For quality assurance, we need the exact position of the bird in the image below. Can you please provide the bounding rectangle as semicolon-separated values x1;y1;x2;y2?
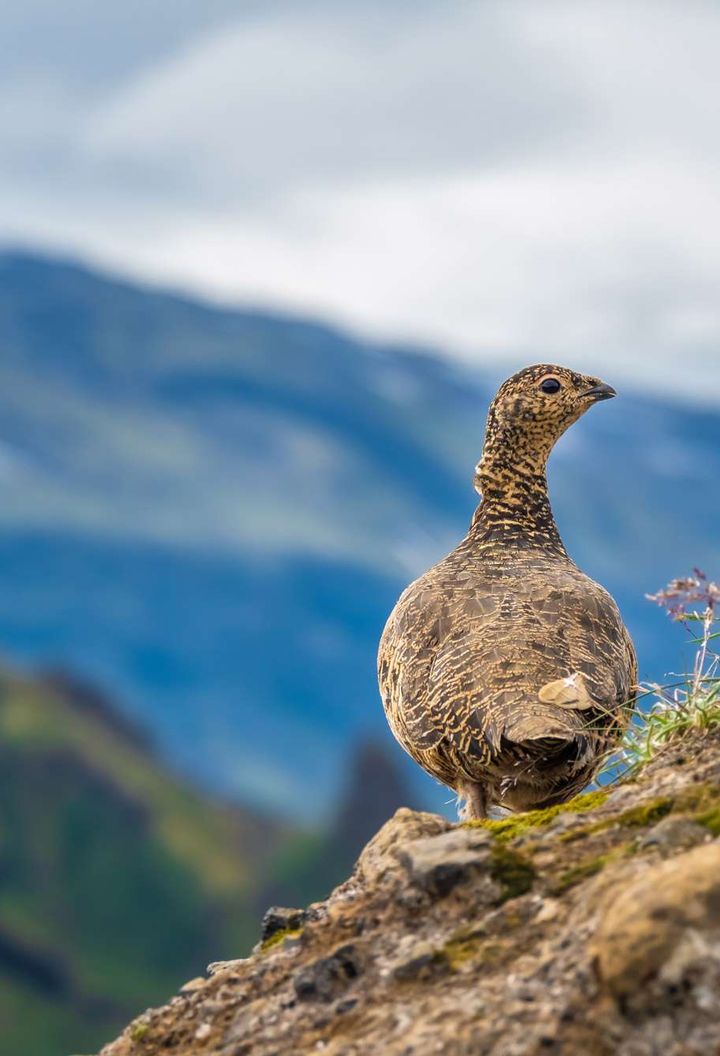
377;364;637;819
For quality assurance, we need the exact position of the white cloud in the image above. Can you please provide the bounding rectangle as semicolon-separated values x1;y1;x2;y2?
80;3;583;199
0;0;719;398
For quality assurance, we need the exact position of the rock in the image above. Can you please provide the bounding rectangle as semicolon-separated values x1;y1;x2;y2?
545;812;590;837
207;958;248;976
96;728;720;1056
637;815;708;854
592;842;720;1013
260;906;308;942
398;827;496;899
534;898;561;924
292;944;364;1003
384;936;447;982
355;807;451;883
179;976;207;994
334;997;358;1015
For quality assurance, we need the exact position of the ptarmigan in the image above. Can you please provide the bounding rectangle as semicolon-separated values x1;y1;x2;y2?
378;364;637;818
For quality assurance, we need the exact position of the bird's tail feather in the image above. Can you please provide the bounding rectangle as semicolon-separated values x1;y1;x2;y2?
502;712;589;769
502;712;579;746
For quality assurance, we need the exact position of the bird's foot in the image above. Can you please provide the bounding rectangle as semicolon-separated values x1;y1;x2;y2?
457;781;488;821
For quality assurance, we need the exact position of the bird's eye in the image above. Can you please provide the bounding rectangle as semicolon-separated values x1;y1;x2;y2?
540;378;562;394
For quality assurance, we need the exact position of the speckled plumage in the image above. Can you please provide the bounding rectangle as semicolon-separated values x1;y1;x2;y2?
378;364;637;818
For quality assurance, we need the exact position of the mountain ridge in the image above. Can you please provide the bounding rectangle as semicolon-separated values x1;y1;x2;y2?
0;250;717;816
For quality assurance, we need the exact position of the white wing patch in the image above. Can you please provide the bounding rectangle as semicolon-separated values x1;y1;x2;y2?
538;672;595;711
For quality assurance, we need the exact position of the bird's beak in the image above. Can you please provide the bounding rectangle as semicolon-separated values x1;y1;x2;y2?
583;382;616;401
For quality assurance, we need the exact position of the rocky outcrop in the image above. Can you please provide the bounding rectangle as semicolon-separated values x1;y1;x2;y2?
99;730;720;1056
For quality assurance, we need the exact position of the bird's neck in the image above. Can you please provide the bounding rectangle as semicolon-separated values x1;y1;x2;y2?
470;432;567;555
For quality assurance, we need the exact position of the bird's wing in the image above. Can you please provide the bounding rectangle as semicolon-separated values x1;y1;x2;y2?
619;619;639;709
379;574;513;763
378;581;449;752
424;577;634;754
536;582;637;729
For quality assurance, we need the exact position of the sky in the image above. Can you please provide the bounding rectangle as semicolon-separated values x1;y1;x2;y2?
1;0;719;399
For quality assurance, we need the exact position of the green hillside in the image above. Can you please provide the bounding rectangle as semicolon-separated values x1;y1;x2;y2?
0;667;288;1056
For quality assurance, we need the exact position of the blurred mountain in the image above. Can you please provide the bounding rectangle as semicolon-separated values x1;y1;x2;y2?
0;662;293;1056
0;250;717;817
0;666;414;1055
266;739;421;909
331;740;419;857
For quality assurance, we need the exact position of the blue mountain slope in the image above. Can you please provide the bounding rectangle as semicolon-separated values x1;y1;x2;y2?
0;251;716;818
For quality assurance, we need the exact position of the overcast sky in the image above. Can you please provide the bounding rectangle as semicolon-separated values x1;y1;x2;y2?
1;0;719;399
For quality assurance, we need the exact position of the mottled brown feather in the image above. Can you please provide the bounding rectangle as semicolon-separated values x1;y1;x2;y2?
378;364;637;817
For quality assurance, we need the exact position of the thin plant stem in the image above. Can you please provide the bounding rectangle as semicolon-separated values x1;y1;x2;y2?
598;571;720;785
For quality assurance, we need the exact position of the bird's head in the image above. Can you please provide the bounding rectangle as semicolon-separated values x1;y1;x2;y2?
476;364;616;489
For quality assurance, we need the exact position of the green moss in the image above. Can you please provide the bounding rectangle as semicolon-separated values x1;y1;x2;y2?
464;789;610;843
566;789;613;813
490;845;535;901
442;932;506;970
600;785;718;834
554;784;720;843
129;1022;149;1043
695;807;720;835
682;785;720;835
259;926;303;952
616;797;674;827
440;937;473;970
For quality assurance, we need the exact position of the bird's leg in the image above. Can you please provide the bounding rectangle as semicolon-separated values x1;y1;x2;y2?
458;781;488;821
